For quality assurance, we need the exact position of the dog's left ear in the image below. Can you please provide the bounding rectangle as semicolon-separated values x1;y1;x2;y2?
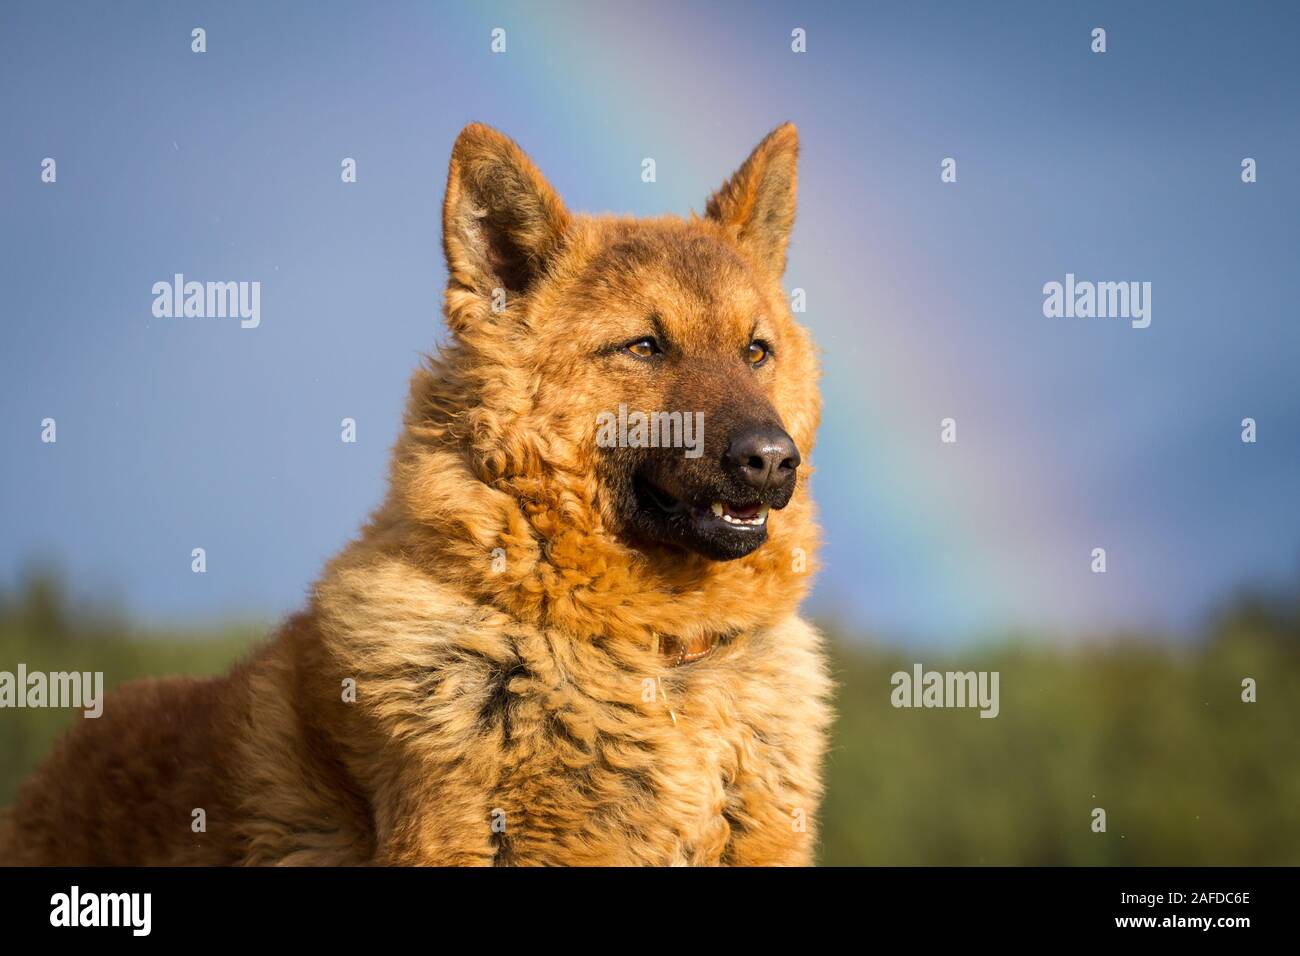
705;123;799;276
443;123;571;300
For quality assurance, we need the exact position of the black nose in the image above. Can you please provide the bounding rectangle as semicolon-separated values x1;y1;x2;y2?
723;425;801;493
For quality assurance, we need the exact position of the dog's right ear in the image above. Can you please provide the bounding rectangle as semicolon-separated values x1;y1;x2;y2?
442;124;570;304
705;123;799;277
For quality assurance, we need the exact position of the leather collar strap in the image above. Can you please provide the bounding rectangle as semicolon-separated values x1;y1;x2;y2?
652;631;721;666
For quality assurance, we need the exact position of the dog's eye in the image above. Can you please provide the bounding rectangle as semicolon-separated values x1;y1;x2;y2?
747;340;771;367
626;337;661;359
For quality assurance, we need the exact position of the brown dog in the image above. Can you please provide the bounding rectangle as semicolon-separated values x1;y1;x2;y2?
1;123;831;865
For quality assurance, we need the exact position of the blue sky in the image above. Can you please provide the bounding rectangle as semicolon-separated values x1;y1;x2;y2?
1;1;1297;644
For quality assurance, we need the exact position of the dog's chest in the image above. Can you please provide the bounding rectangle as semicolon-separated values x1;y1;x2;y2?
474;634;795;866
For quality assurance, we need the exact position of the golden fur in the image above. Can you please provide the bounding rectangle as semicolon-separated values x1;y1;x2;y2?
1;123;832;866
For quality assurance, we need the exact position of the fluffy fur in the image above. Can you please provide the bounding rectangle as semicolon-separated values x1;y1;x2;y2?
1;123;832;866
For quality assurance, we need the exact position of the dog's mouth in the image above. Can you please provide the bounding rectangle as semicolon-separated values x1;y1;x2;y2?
630;473;778;560
641;480;771;527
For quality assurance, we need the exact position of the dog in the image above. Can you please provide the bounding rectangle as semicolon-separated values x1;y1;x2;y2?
0;123;831;865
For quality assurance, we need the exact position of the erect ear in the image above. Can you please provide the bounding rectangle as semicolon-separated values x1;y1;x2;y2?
704;123;799;276
442;123;571;299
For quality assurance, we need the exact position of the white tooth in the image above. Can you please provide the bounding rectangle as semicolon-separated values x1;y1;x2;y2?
758;505;770;517
710;502;724;517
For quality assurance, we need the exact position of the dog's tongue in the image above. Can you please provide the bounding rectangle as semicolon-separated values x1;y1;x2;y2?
724;502;762;519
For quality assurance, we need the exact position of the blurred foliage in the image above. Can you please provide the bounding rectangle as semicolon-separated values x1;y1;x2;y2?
0;570;260;810
820;592;1300;865
1;570;1297;864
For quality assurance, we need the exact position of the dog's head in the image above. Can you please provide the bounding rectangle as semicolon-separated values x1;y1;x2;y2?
436;123;819;569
